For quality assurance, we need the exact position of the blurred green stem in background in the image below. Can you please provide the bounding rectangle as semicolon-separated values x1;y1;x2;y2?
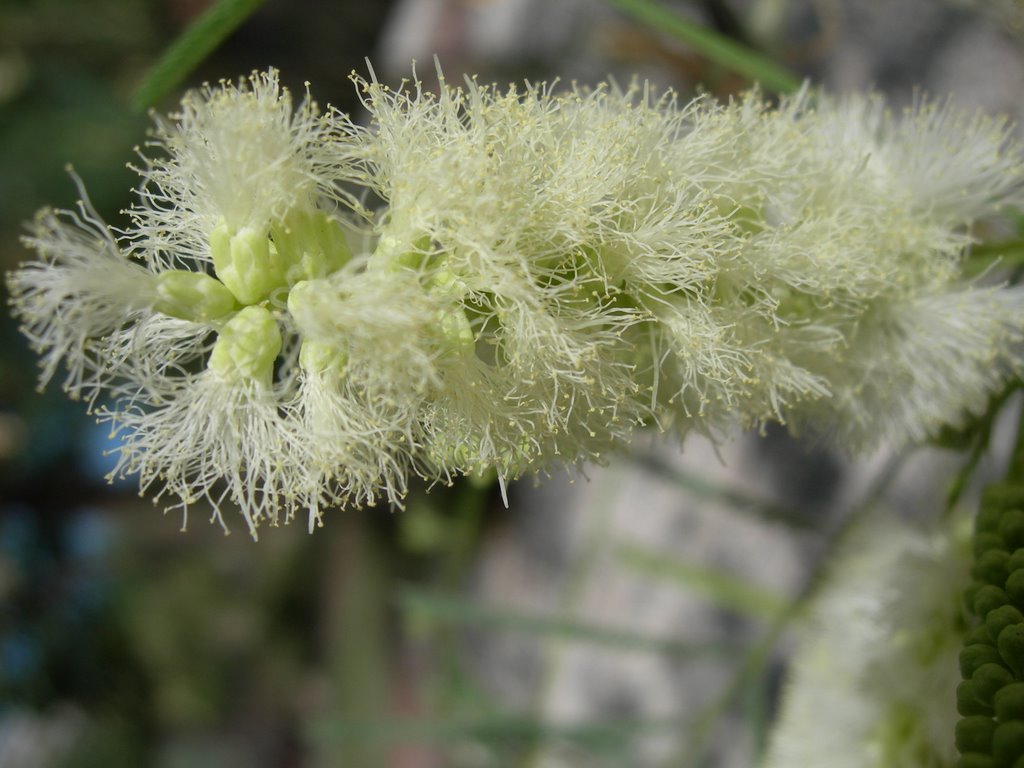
626;451;811;529
397;585;737;657
616;543;790;622
320;512;392;767
434;481;492;711
133;0;266;110
604;0;801;92
133;0;804;113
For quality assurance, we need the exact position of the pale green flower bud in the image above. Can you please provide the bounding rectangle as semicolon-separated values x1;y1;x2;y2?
436;306;474;355
430;268;468;297
370;233;434;271
154;270;238;322
286;278;330;334
429;268;474;355
210;222;287;305
208;305;281;383
298;338;347;375
271;209;352;285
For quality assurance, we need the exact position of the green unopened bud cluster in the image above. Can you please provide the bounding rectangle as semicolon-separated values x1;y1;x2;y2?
205;214;352;382
8;67;1024;535
957;484;1024;768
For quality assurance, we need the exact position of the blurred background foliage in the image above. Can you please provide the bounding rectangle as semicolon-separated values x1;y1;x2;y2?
1;1;1023;767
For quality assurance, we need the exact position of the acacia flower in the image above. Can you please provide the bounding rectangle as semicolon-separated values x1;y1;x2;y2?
8;67;1024;536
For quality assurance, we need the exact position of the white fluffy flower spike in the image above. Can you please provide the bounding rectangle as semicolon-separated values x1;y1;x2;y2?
763;513;972;768
8;66;1024;535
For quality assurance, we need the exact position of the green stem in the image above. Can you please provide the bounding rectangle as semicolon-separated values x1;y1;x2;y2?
434;481;491;710
397;585;735;657
133;0;266;110
603;0;802;93
317;512;391;767
945;384;1022;513
440;482;490;590
626;451;811;529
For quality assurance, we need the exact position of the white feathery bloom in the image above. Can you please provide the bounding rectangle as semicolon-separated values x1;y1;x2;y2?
881;99;1024;226
8;65;1024;534
7;72;363;535
10;189;159;400
810;286;1024;447
129;69;362;271
763;513;972;768
294;360;417;528
287;262;446;396
103;305;303;536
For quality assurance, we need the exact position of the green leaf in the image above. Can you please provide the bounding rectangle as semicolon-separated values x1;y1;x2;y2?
603;0;801;93
615;543;790;621
133;0;266;110
396;585;733;657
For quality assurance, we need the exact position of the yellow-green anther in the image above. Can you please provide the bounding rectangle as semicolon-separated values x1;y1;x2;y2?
208;305;281;384
437;306;474;354
298;339;348;375
210;221;288;305
271;209;352;285
154;270;239;322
